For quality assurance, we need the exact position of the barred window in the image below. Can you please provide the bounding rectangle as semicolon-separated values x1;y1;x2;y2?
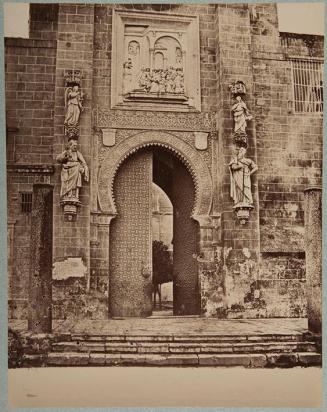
291;59;323;113
21;192;32;213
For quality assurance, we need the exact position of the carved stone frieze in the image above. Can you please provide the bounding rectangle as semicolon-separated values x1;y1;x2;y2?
94;108;216;132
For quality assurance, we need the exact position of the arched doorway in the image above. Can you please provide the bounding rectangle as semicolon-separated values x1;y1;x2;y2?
109;146;200;317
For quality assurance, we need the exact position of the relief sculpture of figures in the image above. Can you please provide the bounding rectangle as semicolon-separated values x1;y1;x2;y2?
56;139;89;203
229;146;258;207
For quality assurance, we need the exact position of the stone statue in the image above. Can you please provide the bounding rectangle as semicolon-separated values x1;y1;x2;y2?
231;95;253;135
64;85;84;129
229;146;258;206
122;59;133;94
56;139;89;201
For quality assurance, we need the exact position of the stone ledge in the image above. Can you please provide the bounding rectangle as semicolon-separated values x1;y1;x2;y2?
47;352;90;366
198;354;251;367
5;38;56;49
298;352;322;366
7;164;55;174
12;351;323;368
266;353;298;367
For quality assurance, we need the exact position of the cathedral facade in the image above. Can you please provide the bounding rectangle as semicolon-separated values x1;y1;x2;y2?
6;3;323;322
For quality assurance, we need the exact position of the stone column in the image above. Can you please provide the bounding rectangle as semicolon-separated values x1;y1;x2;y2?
28;184;53;333
7;218;16;300
304;187;322;334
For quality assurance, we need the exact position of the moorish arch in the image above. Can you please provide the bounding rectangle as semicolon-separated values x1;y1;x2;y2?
97;130;213;223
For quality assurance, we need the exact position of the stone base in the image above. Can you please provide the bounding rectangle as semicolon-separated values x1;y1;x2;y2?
60;198;81;221
233;203;254;224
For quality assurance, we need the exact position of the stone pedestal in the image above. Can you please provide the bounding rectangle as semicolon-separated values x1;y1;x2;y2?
28;184;53;333
304;187;322;334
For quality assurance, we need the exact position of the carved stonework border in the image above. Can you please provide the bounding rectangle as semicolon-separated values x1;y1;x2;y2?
97;130;213;219
94;108;216;132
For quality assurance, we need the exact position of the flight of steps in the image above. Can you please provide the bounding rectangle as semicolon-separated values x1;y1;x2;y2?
41;332;321;367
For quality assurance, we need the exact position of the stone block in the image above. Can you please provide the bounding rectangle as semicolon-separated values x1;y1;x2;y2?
89;353;106;365
22;354;45;367
250;354;267;367
105;344;137;353
198;354;251;367
119;354;146;365
298;352;322;366
138;344;169;354
144;354;170;365
105;354;121;365
199;345;233;354
47;352;90;366
266;353;298;367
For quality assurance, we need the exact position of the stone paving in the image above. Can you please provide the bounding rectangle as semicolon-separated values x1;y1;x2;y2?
10;317;308;336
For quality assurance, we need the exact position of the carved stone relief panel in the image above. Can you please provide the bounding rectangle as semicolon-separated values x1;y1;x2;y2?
111;9;201;111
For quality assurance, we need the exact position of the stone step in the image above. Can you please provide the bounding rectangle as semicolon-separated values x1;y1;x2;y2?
68;333;305;343
52;340;317;354
39;351;321;368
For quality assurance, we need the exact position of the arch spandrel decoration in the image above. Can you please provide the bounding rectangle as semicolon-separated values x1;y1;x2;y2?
97;131;213;222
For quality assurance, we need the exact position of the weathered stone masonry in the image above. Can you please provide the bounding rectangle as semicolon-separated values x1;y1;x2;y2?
6;3;323;320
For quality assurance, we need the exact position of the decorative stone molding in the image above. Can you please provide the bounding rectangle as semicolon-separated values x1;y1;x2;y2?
97;130;213;220
94;108;216;132
7;164;55;174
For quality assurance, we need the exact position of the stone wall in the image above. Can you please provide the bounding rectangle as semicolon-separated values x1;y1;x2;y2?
250;4;323;316
6;35;57;319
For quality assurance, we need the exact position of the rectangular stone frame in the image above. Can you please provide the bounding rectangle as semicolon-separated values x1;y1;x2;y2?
111;9;201;112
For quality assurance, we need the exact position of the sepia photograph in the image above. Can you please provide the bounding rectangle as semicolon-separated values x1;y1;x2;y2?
3;1;324;408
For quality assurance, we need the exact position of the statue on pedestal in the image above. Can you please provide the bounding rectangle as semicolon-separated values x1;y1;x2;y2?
229;146;257;206
56;139;89;220
64;69;84;139
64;85;84;129
231;95;253;135
229;146;258;224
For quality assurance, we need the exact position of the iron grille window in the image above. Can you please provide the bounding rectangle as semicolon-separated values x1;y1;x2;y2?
291;59;324;113
21;192;32;213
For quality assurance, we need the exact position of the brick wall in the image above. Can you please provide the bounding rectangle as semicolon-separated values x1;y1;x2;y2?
6;37;57;319
5;38;56;164
251;4;323;316
29;4;59;41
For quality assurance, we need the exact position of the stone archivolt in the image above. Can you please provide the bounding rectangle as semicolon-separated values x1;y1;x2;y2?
97;130;213;220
